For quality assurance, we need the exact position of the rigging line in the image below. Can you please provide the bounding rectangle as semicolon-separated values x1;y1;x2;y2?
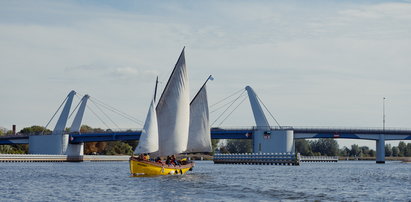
89;99;121;130
86;105;111;129
210;88;245;108
256;95;282;128
217;96;248;127
41;95;69;135
89;97;143;125
211;90;246;126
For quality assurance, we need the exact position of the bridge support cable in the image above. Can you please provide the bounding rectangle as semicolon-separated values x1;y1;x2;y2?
255;94;281;128
210;88;245;108
42;90;77;135
210;89;246;114
85;105;111;129
211;90;247;127
42;94;70;135
87;96;143;126
88;99;121;130
216;96;248;127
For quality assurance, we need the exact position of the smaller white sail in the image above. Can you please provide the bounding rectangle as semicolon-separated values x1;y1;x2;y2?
186;84;212;153
134;99;159;154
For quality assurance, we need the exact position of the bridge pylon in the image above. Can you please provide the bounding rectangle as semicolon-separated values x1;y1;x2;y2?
376;134;385;163
29;91;88;156
245;86;294;153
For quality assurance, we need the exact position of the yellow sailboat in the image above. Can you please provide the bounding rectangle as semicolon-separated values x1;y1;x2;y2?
129;157;194;176
129;48;212;176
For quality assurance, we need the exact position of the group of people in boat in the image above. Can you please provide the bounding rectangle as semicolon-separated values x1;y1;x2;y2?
134;153;188;166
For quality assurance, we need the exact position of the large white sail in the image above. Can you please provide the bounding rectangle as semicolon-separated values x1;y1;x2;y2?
156;49;190;157
186;83;212;153
134;99;159;154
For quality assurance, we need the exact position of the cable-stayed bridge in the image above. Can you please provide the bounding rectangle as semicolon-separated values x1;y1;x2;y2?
1;87;410;163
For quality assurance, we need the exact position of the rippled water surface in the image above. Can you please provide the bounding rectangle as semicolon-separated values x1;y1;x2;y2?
0;161;410;201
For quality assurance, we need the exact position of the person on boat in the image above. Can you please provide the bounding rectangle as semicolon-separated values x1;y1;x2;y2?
155;157;162;163
171;155;179;165
143;153;150;161
166;156;172;166
138;153;144;160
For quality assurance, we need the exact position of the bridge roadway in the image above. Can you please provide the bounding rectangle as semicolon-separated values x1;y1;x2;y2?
1;127;410;145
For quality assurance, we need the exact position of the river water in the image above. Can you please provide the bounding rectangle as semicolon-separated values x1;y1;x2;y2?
0;161;410;201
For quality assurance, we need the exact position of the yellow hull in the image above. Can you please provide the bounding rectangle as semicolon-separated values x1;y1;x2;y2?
129;159;194;176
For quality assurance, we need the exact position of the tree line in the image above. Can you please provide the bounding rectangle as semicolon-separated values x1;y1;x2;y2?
217;139;411;157
0;125;136;155
1;125;411;157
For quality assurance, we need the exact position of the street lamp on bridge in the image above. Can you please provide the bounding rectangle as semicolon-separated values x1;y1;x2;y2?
383;97;386;131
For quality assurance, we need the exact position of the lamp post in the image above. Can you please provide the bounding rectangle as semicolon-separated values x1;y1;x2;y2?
383;97;386;131
377;97;387;163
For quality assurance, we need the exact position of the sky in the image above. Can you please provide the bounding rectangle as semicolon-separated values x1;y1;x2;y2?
1;0;411;148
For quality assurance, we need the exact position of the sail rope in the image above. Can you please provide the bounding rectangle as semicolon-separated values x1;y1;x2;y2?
216;95;248;127
211;90;246;126
256;94;282;128
41;94;70;135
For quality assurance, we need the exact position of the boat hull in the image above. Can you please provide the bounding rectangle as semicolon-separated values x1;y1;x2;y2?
129;159;194;176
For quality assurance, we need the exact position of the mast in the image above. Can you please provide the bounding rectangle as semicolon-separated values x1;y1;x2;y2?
154;76;158;102
190;75;213;105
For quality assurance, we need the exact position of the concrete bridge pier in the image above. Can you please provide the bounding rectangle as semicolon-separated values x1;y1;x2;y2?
253;129;294;153
246;86;295;153
376;134;385;164
29;134;83;156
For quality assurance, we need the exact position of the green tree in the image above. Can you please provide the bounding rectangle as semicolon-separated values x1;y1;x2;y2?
0;127;7;136
310;139;339;156
350;144;360;157
0;145;13;153
392;146;399;157
368;149;376;157
406;143;411;157
385;144;392;157
103;141;133;155
224;139;252;153
295;139;312;156
20;125;51;135
339;146;350;156
398;141;406;157
360;146;371;157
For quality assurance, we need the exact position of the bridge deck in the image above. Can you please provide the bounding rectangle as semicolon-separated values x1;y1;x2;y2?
1;127;410;144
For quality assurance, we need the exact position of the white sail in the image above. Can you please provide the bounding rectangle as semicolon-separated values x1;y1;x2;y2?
186;84;212;153
156;49;190;157
134;99;159;154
